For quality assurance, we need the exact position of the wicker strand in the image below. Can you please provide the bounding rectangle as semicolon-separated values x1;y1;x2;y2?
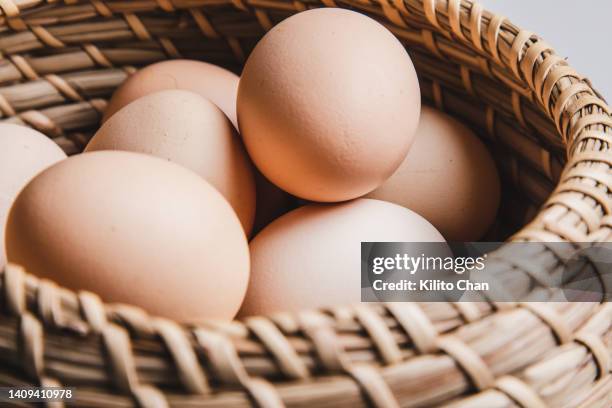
442;302;611;407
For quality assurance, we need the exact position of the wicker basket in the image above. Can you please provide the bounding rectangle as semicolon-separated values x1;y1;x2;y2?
0;0;610;407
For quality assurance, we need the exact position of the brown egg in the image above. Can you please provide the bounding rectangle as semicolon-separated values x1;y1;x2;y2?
238;8;420;202
239;198;446;316
87;90;256;236
103;60;240;128
0;124;66;268
367;106;501;241
6;151;249;322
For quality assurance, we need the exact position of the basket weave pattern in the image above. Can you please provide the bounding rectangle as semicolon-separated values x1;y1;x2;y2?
0;0;610;407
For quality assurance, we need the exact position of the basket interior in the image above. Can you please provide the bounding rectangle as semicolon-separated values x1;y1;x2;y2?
0;1;573;241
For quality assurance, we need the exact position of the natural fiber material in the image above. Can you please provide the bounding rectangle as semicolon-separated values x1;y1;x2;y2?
0;0;610;406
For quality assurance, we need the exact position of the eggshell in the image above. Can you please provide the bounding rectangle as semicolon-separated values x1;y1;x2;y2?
6;151;249;322
103;60;240;128
239;198;446;316
0;124;66;268
367;106;500;241
238;8;420;202
87;90;256;236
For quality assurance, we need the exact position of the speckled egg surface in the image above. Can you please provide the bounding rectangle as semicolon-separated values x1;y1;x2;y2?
238;8;421;202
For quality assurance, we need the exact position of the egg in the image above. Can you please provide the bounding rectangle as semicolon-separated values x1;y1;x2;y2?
367;106;501;241
0;124;66;268
239;198;446;316
103;59;240;128
6;151;249;322
237;8;420;202
86;90;256;235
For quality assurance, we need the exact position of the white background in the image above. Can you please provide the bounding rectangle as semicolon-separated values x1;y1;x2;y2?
478;0;610;100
